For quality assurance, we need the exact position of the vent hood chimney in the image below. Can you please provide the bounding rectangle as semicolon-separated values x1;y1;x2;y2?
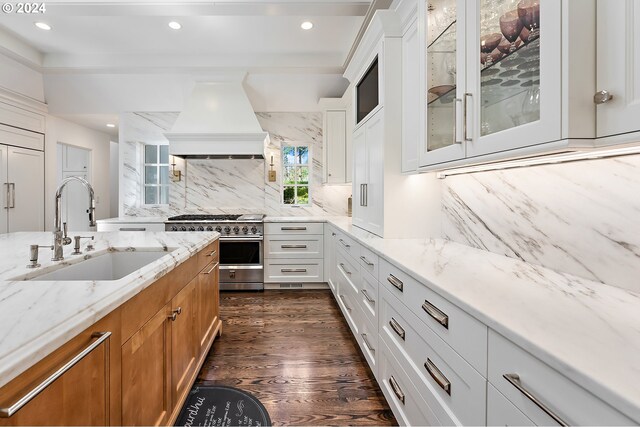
164;82;268;158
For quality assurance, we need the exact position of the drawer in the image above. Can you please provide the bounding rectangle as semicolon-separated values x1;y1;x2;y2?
357;313;378;378
379;286;487;426
379;258;487;375
358;269;378;328
336;247;361;297
334;230;360;260
197;240;219;272
488;330;635;426
264;235;323;259
487;383;534;426
96;222;166;232
265;222;324;235
336;283;360;337
379;340;442;427
358;245;379;278
264;259;324;283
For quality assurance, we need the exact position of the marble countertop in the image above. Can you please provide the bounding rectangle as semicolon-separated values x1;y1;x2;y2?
0;231;218;389
323;217;640;422
96;216;167;224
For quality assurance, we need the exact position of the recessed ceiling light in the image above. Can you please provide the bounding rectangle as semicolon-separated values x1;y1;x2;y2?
301;21;313;30
34;22;51;31
168;21;182;30
106;123;116;128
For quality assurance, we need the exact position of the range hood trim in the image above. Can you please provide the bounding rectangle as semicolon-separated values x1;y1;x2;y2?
166;131;269;158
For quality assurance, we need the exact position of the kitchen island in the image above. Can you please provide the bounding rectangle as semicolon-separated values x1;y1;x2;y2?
0;231;220;426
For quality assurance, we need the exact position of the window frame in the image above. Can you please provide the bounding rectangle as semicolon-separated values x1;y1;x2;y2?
281;143;312;207
142;144;170;206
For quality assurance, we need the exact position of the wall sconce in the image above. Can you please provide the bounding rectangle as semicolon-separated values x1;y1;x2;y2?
170;156;182;182
268;155;277;182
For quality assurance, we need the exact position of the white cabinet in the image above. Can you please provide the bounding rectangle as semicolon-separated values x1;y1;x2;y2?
319;98;352;184
595;0;640;140
0;144;44;233
352;110;384;236
401;17;420;173
323;224;338;294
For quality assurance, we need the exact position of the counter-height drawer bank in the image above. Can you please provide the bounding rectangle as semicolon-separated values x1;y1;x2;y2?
265;222;324;284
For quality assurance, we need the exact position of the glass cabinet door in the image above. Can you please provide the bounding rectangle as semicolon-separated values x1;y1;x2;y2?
419;0;467;166
466;0;561;157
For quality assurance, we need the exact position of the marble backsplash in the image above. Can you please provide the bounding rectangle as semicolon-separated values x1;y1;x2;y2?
441;154;640;293
120;112;351;217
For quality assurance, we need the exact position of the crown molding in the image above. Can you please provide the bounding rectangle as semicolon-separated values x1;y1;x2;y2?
0;86;48;114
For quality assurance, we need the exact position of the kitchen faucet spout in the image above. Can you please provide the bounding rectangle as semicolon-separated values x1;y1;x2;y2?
52;176;96;261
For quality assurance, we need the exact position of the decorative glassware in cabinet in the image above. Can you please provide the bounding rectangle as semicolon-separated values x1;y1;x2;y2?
426;0;458;152
479;0;540;137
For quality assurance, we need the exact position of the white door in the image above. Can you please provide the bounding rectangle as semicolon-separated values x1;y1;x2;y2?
7;147;44;232
58;144;92;232
325;110;347;183
0;145;7;234
596;0;640;138
364;111;384;237
352;124;368;229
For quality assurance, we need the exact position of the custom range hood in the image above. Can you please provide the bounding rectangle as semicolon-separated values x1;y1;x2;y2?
165;81;268;159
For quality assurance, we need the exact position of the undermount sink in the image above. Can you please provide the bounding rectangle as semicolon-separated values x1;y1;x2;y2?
23;251;171;281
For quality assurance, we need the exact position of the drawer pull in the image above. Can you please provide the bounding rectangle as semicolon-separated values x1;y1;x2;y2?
281;244;307;249
361;333;375;352
389;317;406;340
0;331;111;418
387;274;404;292
360;256;374;266
339;263;352;276
424;358;451;395
421;299;449;329
503;373;569;427
204;262;219;275
206;250;217;257
281;268;307;273
339;294;352;311
331;232;337;236
119;227;146;231
281;226;307;231
339;239;351;248
361;289;375;304
388;376;405;405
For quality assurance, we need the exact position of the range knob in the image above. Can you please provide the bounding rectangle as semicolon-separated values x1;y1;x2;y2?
197;226;204;231
242;226;249;234
215;226;222;233
206;226;214;231
251;226;258;234
224;226;231;234
180;226;187;231
188;226;196;231
171;226;178;231
233;226;240;234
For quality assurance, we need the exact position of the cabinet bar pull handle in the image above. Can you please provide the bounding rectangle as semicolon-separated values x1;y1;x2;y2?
360;184;364;206
204;262;219;275
119;227;146;231
339;263;352;276
453;98;463;144
339;239;350;248
281;226;307;231
9;183;14;208
281;268;307;273
361;333;375;352
0;331;111;418
3;183;8;210
503;373;568;427
388;376;405;404
364;183;368;207
422;299;449;329
389;317;406;340
360;256;374;266
339;294;351;311
361;289;375;304
281;244;307;249
207;250;217;257
424;358;451;395
464;93;473;142
387;274;403;292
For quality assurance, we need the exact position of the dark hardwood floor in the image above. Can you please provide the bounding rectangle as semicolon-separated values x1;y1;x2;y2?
196;290;397;426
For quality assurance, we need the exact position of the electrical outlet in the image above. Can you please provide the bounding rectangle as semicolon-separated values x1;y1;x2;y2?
268;170;276;182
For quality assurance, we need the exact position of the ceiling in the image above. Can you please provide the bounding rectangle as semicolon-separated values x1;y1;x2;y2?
0;1;381;136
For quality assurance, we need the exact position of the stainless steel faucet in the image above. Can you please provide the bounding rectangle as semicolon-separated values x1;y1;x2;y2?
53;176;96;261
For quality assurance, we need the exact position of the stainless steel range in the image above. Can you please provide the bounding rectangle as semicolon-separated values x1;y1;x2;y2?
165;214;265;291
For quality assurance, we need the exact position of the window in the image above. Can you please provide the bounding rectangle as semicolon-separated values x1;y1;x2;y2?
144;144;170;205
282;145;310;205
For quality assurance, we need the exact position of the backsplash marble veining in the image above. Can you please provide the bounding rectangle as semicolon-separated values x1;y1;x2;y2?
441;154;640;293
120;111;351;217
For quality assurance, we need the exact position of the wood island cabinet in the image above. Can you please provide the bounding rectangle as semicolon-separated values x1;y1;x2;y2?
0;240;221;427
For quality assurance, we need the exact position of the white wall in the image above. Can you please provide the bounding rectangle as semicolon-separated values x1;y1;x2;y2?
0;54;44;102
45;116;112;231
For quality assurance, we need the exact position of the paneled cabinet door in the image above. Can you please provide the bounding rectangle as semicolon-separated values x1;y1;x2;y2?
197;261;219;354
171;278;198;407
0;145;7;234
7;147;44;232
325;110;347;183
363;111;384;236
352;124;368;228
402;18;420;173
596;0;640;138
121;307;172;426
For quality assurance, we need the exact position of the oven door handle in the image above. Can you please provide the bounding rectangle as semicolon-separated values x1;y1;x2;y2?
219;237;264;242
219;265;264;270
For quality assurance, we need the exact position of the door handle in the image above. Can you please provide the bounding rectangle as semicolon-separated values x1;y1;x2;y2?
9;183;14;209
464;93;473;142
360;184;364;206
363;184;368;207
3;183;8;210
